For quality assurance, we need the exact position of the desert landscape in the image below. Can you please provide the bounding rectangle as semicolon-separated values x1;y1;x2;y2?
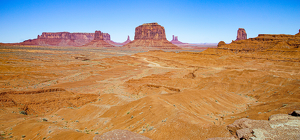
0;20;299;140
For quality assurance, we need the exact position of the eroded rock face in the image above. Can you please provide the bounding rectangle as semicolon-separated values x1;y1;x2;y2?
123;23;180;49
81;31;114;47
170;35;186;45
20;32;94;46
236;28;247;41
103;33;110;41
94;31;104;40
215;30;300;53
225;113;300;140
105;35;132;46
134;23;166;40
93;129;152;140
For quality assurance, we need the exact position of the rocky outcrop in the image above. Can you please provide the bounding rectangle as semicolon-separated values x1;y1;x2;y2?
122;35;132;44
93;129;152;140
236;28;247;41
105;35;132;46
20;32;95;46
217;41;226;47
81;31;114;47
226;112;300;140
216;30;300;52
123;23;180;49
103;33;110;41
170;35;187;45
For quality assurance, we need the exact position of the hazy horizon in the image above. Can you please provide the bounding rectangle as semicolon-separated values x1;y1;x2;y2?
1;0;299;44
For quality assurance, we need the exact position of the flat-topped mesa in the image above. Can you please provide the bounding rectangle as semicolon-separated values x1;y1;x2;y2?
81;31;114;47
37;32;94;40
123;23;180;49
20;32;94;46
236;28;247;41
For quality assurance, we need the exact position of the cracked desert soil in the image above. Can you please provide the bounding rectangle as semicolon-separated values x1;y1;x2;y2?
0;46;299;139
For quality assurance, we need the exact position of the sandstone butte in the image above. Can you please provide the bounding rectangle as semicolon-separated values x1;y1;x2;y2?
0;29;300;140
236;28;247;41
170;35;187;45
123;23;180;49
81;31;115;47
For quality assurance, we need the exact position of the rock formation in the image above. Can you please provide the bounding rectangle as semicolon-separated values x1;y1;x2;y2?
215;31;300;53
20;32;95;46
105;35;132;46
170;35;187;45
123;23;180;49
226;112;300;139
103;33;110;41
236;28;247;41
217;41;226;47
81;31;115;47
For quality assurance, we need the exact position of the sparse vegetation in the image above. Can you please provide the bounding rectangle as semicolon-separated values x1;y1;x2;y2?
20;111;27;115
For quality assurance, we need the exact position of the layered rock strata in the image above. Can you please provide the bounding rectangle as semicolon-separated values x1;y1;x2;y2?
123;23;180;49
227;112;300;139
236;28;247;41
215;31;300;52
20;32;95;46
81;31;115;47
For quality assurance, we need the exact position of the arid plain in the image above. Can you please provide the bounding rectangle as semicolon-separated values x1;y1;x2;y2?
1;25;300;139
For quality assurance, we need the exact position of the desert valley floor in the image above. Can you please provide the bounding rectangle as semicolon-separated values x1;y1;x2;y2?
0;44;300;139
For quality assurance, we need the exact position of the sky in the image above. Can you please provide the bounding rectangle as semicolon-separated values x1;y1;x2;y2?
0;0;299;43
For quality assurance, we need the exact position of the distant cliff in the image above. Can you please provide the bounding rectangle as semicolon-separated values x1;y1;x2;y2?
20;32;95;46
81;30;115;47
170;35;187;45
17;31;131;47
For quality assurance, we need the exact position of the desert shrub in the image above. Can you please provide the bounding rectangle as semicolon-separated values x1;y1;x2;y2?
20;111;27;115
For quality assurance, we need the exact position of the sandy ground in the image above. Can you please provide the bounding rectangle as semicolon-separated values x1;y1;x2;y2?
0;45;299;139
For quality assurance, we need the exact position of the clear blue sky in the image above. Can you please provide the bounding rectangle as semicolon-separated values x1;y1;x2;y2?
0;0;299;43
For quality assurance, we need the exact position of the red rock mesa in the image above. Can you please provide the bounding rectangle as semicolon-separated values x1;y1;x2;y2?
123;23;180;49
82;31;115;47
20;32;95;46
